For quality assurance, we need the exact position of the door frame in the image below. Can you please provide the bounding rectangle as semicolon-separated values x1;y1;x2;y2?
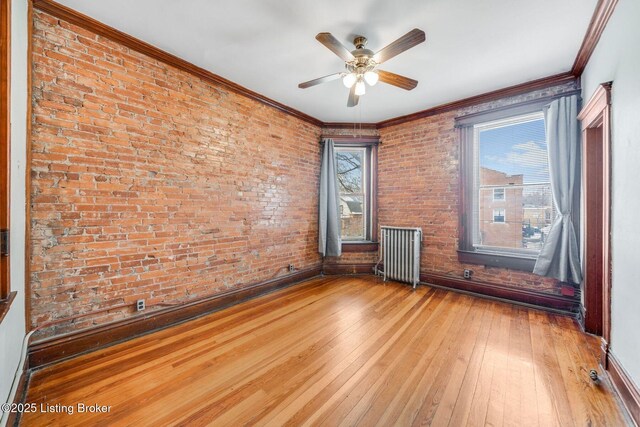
0;0;11;301
577;82;612;366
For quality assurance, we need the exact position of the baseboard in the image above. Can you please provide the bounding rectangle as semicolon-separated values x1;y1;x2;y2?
2;358;29;427
420;272;579;314
600;338;610;369
323;263;376;275
608;353;640;426
28;266;322;368
323;264;578;314
578;304;586;331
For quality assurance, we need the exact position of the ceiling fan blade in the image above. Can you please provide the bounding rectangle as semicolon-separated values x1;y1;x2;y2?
298;73;342;89
347;85;359;107
316;33;355;62
374;29;426;64
378;70;418;90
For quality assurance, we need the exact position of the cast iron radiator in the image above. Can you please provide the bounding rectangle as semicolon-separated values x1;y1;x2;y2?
376;226;422;288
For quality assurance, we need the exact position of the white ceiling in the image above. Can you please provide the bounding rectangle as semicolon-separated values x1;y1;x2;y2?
56;0;597;123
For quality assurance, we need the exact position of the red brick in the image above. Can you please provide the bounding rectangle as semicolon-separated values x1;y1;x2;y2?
30;10;322;338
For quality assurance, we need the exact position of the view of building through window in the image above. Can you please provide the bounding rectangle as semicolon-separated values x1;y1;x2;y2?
336;148;367;240
474;112;553;253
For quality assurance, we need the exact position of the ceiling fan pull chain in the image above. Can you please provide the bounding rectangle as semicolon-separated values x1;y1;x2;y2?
359;100;362;135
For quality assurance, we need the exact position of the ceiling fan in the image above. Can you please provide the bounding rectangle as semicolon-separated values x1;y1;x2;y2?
298;29;426;107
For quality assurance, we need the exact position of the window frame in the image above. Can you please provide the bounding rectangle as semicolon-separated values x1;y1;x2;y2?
492;188;505;201
335;146;368;241
457;99;555;271
328;137;379;252
492;208;506;224
0;0;15;323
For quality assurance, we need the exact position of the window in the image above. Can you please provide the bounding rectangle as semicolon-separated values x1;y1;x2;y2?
458;105;553;270
336;148;367;240
332;139;377;245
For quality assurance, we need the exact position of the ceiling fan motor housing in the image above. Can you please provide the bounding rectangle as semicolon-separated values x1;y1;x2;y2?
349;37;376;73
353;36;367;49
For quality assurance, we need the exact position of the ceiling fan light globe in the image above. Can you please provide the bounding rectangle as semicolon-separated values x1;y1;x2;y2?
342;73;357;88
355;80;366;96
364;71;379;86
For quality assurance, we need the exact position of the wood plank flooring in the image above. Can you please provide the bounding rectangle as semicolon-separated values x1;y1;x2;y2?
21;276;629;426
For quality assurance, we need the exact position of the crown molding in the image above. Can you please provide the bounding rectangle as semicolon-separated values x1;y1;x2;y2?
571;0;619;77
32;0;616;132
322;122;378;130
377;72;576;129
32;0;323;127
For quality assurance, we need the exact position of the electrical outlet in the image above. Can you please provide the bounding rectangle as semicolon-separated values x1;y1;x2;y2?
288;264;295;272
463;269;472;279
136;299;145;311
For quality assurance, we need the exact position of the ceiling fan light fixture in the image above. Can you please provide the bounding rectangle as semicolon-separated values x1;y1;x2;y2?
300;29;425;107
364;70;379;86
342;73;357;88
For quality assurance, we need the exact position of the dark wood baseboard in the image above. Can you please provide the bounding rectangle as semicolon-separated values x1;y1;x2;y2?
323;263;376;275
323;265;577;314
4;357;29;427
420;272;579;314
28;266;322;368
608;353;640;426
578;304;586;331
600;337;610;369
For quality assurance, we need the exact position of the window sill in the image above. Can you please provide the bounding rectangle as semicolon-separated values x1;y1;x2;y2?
0;291;17;324
342;242;379;253
457;250;536;272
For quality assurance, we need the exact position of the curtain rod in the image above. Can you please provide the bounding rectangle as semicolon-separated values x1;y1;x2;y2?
319;135;381;143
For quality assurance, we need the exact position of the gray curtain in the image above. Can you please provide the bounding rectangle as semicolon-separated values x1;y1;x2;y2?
318;139;342;257
533;95;582;284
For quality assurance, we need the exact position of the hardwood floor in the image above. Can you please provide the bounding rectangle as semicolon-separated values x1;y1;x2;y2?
21;276;628;426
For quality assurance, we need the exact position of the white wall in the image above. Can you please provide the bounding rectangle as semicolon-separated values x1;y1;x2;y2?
581;0;640;390
0;0;28;408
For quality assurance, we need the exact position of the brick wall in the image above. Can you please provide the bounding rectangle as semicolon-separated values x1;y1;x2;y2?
29;10;578;338
30;11;322;337
323;251;379;270
377;83;578;294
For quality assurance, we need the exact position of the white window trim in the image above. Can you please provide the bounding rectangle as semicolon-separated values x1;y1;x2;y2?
492;209;506;224
473;111;544;133
493;187;505;201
